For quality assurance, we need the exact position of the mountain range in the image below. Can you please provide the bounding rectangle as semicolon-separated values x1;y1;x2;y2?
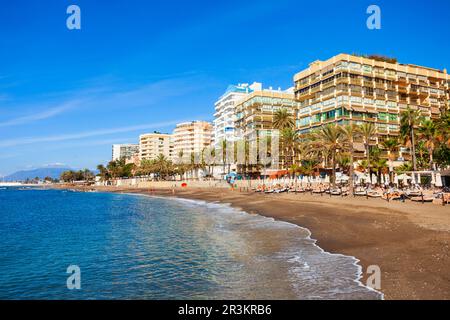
1;167;72;182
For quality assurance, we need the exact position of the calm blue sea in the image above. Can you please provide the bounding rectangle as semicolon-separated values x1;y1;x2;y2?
0;187;382;300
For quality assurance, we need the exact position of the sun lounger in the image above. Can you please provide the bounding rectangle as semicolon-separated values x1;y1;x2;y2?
411;196;434;203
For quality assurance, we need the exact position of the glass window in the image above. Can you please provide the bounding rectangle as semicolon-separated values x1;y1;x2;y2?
349;62;361;70
362;65;372;73
389;114;398;121
378;112;388;120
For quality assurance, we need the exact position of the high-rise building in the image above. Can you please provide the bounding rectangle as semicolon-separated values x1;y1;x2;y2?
235;85;297;140
213;82;261;145
234;85;298;170
112;144;139;161
172;121;213;159
139;132;173;161
294;53;449;143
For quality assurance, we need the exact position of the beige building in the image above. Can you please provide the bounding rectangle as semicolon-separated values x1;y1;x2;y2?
139;132;173;161
234;86;298;170
294;54;450;148
235;86;297;140
112;144;139;161
172;121;213;159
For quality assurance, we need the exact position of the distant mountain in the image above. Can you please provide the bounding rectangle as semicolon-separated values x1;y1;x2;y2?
2;167;72;182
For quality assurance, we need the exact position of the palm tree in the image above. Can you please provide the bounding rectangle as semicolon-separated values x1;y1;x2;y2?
96;164;109;182
339;124;360;195
418;119;438;170
273;108;295;129
400;107;423;171
380;137;400;183
280;127;298;169
359;122;376;184
221;139;228;175
436;110;450;147
314;124;342;186
373;158;388;185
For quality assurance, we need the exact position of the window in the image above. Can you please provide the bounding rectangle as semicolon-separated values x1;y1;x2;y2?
323;98;336;107
364;87;374;95
387;101;397;107
299;107;310;115
349;62;361;70
362;65;372;73
388;114;398;121
386;69;396;76
378;112;388;121
389;124;399;131
364;98;374;105
350;96;362;104
312;114;321;123
335;62;348;70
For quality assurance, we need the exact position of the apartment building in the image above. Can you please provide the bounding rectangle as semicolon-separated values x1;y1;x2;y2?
172;121;213;159
234;85;298;170
112;144;139;161
294;54;450;146
213;82;260;145
234;86;298;140
139;132;173;161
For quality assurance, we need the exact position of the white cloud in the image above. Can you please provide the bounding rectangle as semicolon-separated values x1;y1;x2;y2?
0;101;80;128
0;117;207;148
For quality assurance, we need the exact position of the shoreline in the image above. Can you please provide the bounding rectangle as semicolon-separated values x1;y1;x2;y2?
52;185;450;300
130;193;384;299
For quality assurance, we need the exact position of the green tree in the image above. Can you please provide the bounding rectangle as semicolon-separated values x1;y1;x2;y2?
359;122;376;183
280;127;298;169
418;119;438;170
339;124;360;195
380;137;400;183
400;107;423;171
273;108;295;129
313;124;342;186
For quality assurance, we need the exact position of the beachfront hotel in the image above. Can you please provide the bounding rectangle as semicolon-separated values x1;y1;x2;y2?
234;85;298;169
112;144;140;161
234;85;297;139
213;82;260;145
172;121;213;159
139;132;174;161
294;53;450;157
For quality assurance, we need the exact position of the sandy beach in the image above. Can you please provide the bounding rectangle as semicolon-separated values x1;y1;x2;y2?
55;185;450;300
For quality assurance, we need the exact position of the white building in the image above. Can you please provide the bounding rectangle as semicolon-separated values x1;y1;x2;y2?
172;121;213;160
139;132;173;161
213;82;261;145
112;144;139;161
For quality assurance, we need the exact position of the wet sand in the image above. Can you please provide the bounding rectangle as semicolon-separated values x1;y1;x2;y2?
56;185;450;300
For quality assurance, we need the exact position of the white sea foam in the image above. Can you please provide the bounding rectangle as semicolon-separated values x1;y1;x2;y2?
124;193;384;300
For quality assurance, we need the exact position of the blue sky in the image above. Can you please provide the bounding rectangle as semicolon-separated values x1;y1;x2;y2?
0;0;449;175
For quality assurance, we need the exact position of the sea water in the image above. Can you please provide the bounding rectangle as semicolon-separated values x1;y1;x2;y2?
0;188;382;299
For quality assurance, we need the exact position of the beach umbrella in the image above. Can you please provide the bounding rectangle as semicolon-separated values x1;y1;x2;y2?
337;174;349;183
371;173;377;183
411;173;416;185
431;173;436;186
397;173;411;185
435;173;443;187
